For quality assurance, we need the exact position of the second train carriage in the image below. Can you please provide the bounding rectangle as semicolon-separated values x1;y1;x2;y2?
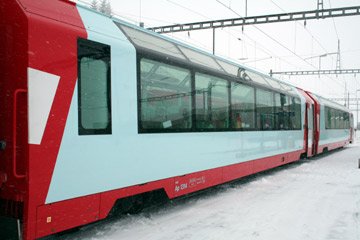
0;1;353;239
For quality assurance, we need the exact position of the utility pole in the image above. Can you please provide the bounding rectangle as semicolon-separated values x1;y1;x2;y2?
317;0;324;17
336;40;341;76
245;0;248;17
357;90;360;129
212;28;215;55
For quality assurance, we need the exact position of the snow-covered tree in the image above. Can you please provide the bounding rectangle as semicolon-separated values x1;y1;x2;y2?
90;0;98;10
99;0;112;16
105;0;112;16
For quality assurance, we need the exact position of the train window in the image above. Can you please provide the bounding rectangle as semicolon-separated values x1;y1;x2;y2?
256;89;274;130
337;110;341;129
231;82;255;129
341;111;345;129
333;110;338;129
325;106;349;129
325;107;331;129
283;95;291;130
195;73;229;130
118;24;186;61
139;58;192;132
331;109;336;129
274;93;291;130
179;46;224;72
247;71;271;88
217;59;239;76
274;93;281;130
292;97;302;130
78;38;111;135
344;113;348;128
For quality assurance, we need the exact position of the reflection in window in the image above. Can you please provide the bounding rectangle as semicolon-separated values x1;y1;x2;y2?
140;58;192;131
195;73;229;129
78;39;111;135
179;46;224;72
324;106;349;129
292;97;302;130
119;24;186;60
256;89;274;130
282;94;291;130
274;93;282;129
231;83;255;129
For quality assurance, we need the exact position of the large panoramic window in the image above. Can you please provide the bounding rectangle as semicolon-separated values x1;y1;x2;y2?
78;38;111;135
139;58;192;132
195;73;229;130
231;82;255;129
325;106;349;129
256;89;274;130
292;97;302;130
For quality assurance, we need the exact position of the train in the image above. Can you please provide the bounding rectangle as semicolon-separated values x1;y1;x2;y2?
0;0;353;239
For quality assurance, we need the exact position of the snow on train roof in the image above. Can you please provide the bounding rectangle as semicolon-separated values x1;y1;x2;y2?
113;20;298;96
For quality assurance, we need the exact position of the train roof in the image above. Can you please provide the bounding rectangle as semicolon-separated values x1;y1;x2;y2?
314;94;350;112
112;17;299;96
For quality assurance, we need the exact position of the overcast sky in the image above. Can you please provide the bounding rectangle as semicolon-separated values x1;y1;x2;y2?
82;0;360;116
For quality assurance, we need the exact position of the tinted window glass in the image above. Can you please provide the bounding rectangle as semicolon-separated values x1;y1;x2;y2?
179;46;224;72
274;93;282;130
119;24;186;60
282;95;291;130
325;106;331;129
195;73;229;129
292;97;302;130
231;83;255;129
256;89;274;130
140;58;192;131
78;38;111;135
331;108;336;129
325;106;349;129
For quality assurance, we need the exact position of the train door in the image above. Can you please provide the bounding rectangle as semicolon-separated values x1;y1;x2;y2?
0;2;29;239
307;104;315;157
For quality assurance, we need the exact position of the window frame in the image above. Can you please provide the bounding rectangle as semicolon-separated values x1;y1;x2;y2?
136;49;302;134
324;106;349;130
137;54;194;133
230;82;256;131
77;38;112;135
194;71;231;131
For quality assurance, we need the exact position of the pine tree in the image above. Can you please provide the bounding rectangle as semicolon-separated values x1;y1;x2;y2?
99;0;112;16
90;0;98;10
99;0;107;14
105;0;112;16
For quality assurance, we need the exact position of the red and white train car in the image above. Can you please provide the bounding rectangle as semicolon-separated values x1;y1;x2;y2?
0;1;353;239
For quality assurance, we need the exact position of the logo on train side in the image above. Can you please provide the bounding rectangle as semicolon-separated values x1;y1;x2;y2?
175;181;188;192
175;176;206;192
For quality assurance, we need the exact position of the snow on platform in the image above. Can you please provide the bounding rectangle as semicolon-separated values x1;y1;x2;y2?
61;142;360;240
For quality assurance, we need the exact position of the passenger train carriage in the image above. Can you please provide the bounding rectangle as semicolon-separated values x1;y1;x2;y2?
0;1;353;239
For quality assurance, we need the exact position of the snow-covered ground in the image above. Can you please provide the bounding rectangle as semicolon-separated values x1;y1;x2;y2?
60;142;360;240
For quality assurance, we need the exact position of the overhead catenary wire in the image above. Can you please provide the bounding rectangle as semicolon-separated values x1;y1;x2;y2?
328;0;340;40
79;0;346;90
165;0;279;63
269;0;333;57
166;0;306;71
268;0;344;89
215;0;319;70
215;0;344;89
79;0;318;73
